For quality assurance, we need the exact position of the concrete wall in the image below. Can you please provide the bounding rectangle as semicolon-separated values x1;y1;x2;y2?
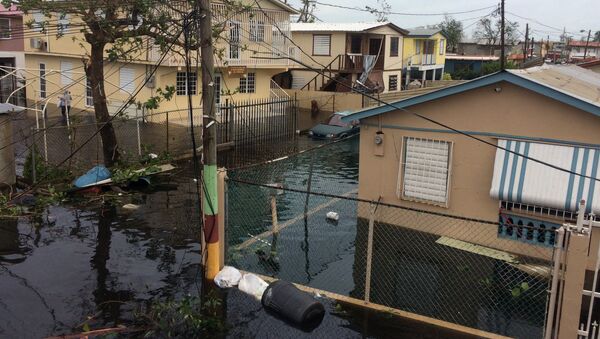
356;81;600;259
291;31;347;70
0;114;15;186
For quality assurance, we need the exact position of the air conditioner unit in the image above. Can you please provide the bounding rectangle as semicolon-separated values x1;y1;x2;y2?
145;75;156;88
29;38;46;49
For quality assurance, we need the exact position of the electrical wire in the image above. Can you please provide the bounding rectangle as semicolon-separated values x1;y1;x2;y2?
313;1;498;17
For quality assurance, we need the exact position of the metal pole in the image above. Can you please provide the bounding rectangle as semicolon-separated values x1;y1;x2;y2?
544;226;565;339
500;0;505;70
200;0;220;280
136;116;141;156
365;202;376;303
584;30;592;60
30;127;36;183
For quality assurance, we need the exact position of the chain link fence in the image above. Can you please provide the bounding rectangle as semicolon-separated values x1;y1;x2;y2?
224;136;555;339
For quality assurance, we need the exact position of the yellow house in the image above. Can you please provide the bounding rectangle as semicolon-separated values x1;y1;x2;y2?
402;28;447;87
288;22;408;94
22;0;298;122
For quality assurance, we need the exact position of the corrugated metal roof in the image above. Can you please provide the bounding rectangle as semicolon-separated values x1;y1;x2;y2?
508;65;600;107
569;41;600;48
342;64;600;122
290;22;388;32
407;28;441;37
445;54;499;61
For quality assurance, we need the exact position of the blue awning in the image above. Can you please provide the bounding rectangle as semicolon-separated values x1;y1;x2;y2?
490;139;600;214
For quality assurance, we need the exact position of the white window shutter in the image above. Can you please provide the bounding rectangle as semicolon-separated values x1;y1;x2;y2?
60;61;73;85
120;67;135;94
313;35;330;55
401;138;451;204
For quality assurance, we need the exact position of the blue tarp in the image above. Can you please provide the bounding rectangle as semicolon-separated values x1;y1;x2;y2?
74;166;111;188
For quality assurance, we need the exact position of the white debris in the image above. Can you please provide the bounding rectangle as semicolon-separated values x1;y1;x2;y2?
122;203;140;210
238;273;269;300
214;266;242;288
148;153;158;159
326;211;339;221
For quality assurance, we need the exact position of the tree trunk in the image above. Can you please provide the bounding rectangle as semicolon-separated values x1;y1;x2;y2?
89;41;120;167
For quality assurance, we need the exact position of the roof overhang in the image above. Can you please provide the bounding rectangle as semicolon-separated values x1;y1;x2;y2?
265;0;300;14
341;70;600;122
365;23;409;36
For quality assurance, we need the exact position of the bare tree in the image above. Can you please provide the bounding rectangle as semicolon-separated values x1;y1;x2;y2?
297;0;316;23
365;0;391;22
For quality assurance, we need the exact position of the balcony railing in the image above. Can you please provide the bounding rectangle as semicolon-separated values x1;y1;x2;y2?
409;54;436;66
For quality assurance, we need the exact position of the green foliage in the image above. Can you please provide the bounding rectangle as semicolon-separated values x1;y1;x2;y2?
510;282;530;298
112;164;161;184
143;86;175;110
442;72;452;80
34;185;67;210
0;194;21;216
142;295;226;337
482;60;517;75
23;147;72;184
438;15;463;53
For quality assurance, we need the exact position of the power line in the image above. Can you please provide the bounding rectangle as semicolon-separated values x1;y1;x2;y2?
313;1;498;17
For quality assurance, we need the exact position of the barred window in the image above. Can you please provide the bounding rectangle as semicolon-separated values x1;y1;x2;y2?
239;72;255;93
86;78;93;106
390;37;399;57
388;75;398;91
176;72;197;96
229;21;240;59
249;20;265;42
0;18;10;39
39;63;46;99
399;137;452;205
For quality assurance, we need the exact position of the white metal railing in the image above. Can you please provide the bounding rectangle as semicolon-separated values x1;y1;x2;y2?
409;54;435;66
269;79;289;99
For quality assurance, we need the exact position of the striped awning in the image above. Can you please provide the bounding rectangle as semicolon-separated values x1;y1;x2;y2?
490;139;600;213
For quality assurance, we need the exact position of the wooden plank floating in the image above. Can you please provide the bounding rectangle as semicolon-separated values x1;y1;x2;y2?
244;271;513;339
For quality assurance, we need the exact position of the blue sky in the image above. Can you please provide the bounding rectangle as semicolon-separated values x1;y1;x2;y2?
287;0;599;41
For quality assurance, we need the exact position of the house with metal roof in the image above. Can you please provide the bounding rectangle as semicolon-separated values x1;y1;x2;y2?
287;22;408;93
342;64;600;258
402;28;448;88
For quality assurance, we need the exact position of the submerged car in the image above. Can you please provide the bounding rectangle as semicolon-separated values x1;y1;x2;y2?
308;111;359;139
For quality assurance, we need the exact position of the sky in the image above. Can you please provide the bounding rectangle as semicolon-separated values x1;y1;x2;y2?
287;0;599;41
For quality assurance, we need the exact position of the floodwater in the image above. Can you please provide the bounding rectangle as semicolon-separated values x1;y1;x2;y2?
0;134;477;338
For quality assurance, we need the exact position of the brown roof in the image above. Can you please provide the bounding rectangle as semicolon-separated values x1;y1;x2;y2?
568;41;600;48
579;59;600;68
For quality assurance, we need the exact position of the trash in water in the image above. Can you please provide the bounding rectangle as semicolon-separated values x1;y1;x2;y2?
122;204;140;210
326;212;339;221
238;273;268;300
73;166;111;188
262;280;325;329
214;266;242;288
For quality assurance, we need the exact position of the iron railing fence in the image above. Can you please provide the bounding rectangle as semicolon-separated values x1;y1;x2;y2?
224;137;555;339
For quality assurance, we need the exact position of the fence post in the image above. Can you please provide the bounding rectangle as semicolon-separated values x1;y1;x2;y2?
216;168;227;271
166;110;169;153
136;117;142;156
556;202;591;339
30;127;36;183
364;202;376;303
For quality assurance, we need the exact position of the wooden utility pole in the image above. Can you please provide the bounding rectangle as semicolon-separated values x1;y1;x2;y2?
584;29;592;60
523;23;529;62
199;0;219;280
531;37;535;58
500;0;505;70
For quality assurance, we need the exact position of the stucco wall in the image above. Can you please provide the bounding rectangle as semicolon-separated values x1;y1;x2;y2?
291;31;347;69
0;15;24;51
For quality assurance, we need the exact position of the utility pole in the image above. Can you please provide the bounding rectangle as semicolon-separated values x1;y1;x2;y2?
531;37;535;58
584;29;592;60
500;0;505;70
199;0;219;280
523;23;529;62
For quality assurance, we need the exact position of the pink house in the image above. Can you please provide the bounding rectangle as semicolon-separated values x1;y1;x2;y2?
0;4;25;104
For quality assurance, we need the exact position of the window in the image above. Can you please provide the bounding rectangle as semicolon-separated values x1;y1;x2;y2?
0;18;10;39
60;61;73;85
388;75;398;91
119;67;136;94
229;21;240;59
239;72;255;93
86;78;93;106
439;39;445;55
350;35;362;54
313;34;331;56
176;72;197;96
390;37;399;57
32;11;45;32
399;137;452;204
57;13;69;35
39;63;46;99
414;40;421;54
249;20;265;42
